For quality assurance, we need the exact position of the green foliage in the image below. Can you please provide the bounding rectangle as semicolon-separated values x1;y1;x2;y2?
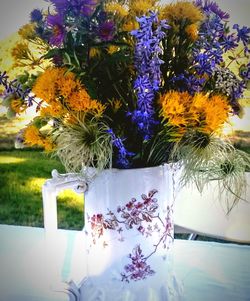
0;150;84;229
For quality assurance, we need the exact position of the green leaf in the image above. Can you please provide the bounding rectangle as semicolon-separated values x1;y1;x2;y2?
73;51;80;68
42;49;61;60
63;52;72;65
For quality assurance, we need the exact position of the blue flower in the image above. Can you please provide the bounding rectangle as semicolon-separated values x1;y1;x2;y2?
0;71;35;106
221;34;238;51
47;14;66;46
195;0;229;20
194;53;215;75
98;20;115;41
49;0;97;17
30;9;43;22
131;12;169;140
107;129;134;168
233;24;250;47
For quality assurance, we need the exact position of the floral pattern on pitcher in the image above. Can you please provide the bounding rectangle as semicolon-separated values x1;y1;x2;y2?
88;189;174;282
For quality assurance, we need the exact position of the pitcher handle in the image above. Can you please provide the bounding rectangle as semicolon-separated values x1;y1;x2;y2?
42;169;88;232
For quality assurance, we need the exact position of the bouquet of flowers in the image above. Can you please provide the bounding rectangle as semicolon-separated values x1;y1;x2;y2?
1;0;250;209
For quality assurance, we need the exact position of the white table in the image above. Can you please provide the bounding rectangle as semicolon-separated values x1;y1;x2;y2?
0;225;249;301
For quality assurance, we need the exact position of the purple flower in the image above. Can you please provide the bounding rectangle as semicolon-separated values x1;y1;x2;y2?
121;245;155;282
98;20;115;41
30;9;43;22
0;71;35;106
52;54;63;66
195;0;229;20
194;53;215;75
49;0;69;12
131;12;169;140
221;34;238;51
47;14;66;46
233;24;250;47
50;0;97;17
240;63;250;81
171;73;205;94
107;129;134;168
80;0;98;16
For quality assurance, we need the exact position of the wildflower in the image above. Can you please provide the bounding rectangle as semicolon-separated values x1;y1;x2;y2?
107;45;120;55
105;2;128;18
11;42;30;61
0;71;35;106
59;76;80;99
129;0;158;17
123;20;138;32
221;34;238;51
49;0;69;13
80;0;99;17
233;24;250;50
67;90;105;116
32;67;74;104
160;1;203;23
202;94;230;133
40;103;66;118
194;53;215;75
214;67;245;113
160;91;191;127
109;99;122;112
98;20;115;41
23;125;44;147
10;98;27;114
107;129;134;168
18;23;36;40
131;12;169;140
89;47;101;58
185;24;199;41
47;14;65;46
43;138;55;152
30;9;43;22
32;68;59;103
195;0;229;20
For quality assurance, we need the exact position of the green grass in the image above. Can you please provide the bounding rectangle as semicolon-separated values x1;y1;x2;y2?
0;150;84;230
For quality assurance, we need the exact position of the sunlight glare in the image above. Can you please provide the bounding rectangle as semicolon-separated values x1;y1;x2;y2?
0;156;27;164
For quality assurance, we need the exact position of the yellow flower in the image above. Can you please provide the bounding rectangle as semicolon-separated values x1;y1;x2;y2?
202;95;230;134
109;99;122;112
43;138;55;152
18;23;36;40
159;91;230;141
66;89;105;116
32;68;61;103
33;67;78;104
107;45;120;55
58;76;80;99
89;47;101;58
129;0;158;16
122;20;139;32
105;2;128;18
11;42;30;61
185;23;199;41
189;92;207;122
160;1;203;24
88;99;106;117
10;98;27;114
160;91;191;127
40;103;66;118
66;89;92;111
23;125;43;147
